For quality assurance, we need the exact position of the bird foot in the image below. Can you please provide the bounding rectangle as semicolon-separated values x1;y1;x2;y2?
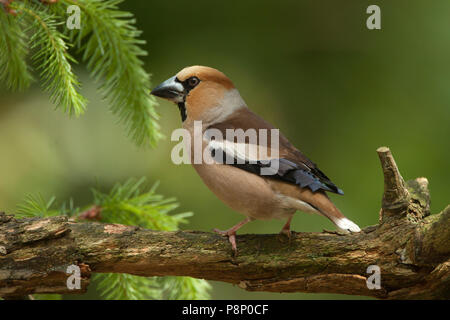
213;228;238;254
278;228;292;243
212;228;229;236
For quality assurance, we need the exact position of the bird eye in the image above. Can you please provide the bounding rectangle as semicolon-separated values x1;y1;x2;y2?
187;76;199;88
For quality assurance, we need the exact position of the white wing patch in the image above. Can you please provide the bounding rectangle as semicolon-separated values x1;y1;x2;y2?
207;139;279;164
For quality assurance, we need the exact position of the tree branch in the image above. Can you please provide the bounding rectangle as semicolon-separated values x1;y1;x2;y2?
377;146;410;221
0;147;449;299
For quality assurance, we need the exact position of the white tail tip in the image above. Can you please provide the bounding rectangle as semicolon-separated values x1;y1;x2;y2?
335;218;361;233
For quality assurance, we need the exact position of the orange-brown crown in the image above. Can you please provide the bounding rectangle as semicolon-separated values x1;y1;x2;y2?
176;66;235;90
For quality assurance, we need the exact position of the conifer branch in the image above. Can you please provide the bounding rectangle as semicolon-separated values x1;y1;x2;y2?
0;10;33;91
12;1;86;116
61;0;162;146
0;0;161;145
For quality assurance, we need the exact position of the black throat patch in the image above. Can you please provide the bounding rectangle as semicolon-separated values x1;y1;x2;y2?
174;76;200;122
177;102;187;122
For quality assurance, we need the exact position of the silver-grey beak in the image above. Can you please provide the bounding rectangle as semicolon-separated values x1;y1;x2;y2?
150;76;184;102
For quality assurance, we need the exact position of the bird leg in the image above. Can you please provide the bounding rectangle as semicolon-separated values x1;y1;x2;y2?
279;215;293;240
213;217;251;253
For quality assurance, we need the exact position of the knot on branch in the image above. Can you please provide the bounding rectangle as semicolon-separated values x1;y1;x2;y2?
377;147;410;221
406;177;431;220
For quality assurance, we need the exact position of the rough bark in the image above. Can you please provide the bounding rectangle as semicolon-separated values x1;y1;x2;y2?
0;147;448;299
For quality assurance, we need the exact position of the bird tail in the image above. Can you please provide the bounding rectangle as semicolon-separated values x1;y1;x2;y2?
331;216;361;233
298;190;361;233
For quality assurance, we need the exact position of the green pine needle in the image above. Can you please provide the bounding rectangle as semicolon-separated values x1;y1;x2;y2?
11;1;86;116
62;0;162;146
162;276;212;300
95;273;162;300
0;0;161;145
92;178;193;231
16;193;57;218
0;10;33;91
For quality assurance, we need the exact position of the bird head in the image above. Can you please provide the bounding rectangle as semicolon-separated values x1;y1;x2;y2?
151;66;246;124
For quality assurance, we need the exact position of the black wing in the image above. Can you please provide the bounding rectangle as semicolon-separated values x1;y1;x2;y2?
210;145;344;195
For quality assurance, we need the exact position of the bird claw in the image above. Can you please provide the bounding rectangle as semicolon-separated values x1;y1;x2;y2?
212;218;251;255
213;228;238;254
278;228;292;243
212;228;228;236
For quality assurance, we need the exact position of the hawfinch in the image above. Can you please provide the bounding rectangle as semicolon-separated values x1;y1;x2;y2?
151;66;361;252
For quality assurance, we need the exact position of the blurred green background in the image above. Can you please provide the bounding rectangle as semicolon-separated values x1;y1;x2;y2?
0;0;449;299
